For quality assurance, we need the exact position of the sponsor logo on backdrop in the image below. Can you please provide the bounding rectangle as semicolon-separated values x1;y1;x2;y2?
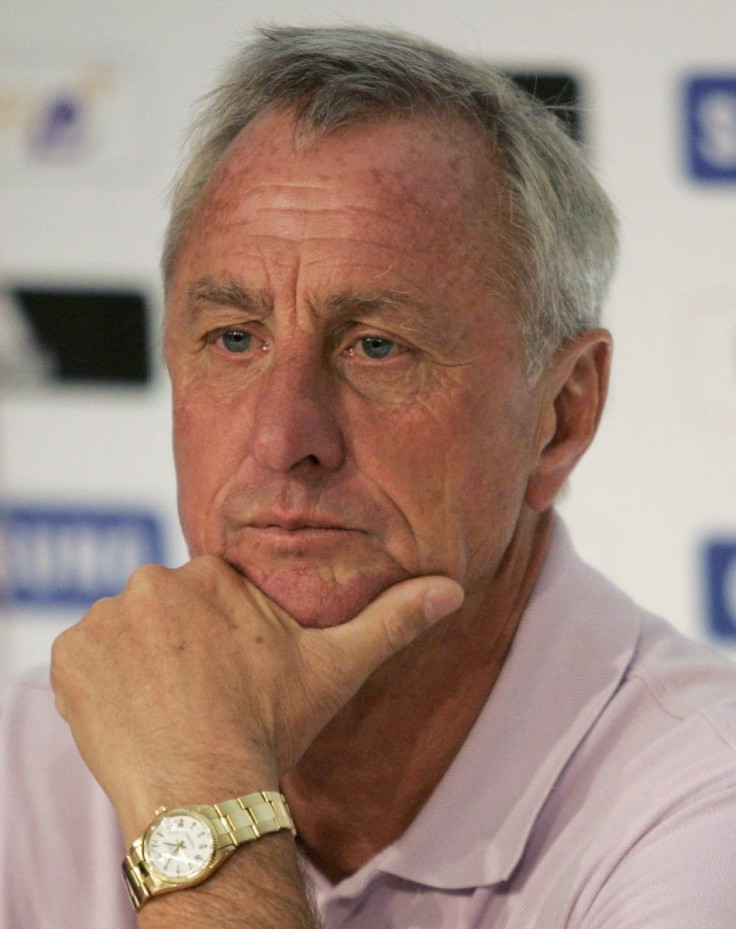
685;75;736;181
0;286;152;387
0;51;147;172
704;539;736;639
0;505;164;609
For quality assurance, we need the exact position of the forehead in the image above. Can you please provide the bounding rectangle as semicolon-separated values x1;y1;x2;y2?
168;110;515;334
185;110;504;245
210;107;500;210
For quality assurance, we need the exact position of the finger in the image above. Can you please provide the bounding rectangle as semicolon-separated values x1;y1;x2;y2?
321;575;464;682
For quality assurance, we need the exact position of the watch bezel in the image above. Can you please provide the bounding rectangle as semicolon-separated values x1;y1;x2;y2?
143;807;219;885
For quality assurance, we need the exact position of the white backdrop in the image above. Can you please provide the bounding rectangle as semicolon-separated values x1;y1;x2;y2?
1;0;735;688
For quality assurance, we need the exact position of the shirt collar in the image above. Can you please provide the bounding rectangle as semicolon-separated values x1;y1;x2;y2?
313;516;642;898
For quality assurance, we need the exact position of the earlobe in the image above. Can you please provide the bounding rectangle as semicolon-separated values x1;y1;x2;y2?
524;329;612;513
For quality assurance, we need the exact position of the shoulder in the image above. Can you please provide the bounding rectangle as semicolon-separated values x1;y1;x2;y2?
2;664;63;729
0;665;85;788
569;607;736;837
558;615;736;927
626;612;736;748
512;526;736;927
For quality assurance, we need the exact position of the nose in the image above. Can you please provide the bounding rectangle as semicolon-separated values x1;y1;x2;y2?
250;347;346;473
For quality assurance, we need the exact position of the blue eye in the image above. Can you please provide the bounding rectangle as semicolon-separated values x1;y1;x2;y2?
221;329;252;353
360;336;394;360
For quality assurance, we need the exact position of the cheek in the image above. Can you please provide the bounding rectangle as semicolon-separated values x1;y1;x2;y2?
345;398;493;559
363;390;532;579
173;378;251;470
172;403;207;553
172;392;247;553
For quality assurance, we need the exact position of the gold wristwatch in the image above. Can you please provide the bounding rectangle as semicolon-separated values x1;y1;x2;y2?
122;790;295;911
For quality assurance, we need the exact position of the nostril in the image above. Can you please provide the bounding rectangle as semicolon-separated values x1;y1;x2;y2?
250;394;346;473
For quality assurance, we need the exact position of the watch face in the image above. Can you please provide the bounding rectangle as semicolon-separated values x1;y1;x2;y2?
144;811;216;883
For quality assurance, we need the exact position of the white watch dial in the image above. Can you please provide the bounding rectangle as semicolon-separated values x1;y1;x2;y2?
144;811;216;882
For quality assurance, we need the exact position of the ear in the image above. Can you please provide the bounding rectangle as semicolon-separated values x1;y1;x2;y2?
524;329;612;513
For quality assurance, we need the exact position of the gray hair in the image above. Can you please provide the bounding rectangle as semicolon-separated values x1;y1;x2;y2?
163;25;618;381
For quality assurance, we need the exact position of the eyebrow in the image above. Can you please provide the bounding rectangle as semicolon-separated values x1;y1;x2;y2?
182;276;441;337
316;289;441;336
182;278;274;327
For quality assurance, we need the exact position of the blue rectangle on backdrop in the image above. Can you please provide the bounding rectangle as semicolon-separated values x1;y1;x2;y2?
685;76;736;181
704;539;736;639
0;505;164;608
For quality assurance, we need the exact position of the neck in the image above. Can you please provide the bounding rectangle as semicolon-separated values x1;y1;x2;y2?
282;509;553;883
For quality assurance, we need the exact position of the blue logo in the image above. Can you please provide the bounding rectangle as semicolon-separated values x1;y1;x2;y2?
685;76;736;181
30;92;87;160
1;505;165;608
704;539;736;638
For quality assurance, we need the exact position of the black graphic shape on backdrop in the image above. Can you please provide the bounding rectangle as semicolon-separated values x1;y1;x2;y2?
510;73;582;142
12;288;150;384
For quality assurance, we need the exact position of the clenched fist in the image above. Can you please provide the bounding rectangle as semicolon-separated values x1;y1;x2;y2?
51;557;463;843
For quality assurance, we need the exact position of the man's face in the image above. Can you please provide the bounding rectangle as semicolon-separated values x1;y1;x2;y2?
165;110;548;627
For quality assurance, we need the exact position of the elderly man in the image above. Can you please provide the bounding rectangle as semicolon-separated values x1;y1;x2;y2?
2;26;735;929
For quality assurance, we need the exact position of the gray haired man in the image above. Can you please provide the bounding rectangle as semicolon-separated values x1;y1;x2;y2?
3;26;735;929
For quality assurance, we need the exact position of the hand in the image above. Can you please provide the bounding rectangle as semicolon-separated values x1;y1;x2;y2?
50;556;463;842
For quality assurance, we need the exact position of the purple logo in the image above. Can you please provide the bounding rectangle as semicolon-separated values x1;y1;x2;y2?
29;91;88;161
685;76;736;181
704;539;736;638
1;505;164;608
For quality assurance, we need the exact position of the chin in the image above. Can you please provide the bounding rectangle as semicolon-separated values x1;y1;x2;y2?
245;564;403;629
268;577;383;628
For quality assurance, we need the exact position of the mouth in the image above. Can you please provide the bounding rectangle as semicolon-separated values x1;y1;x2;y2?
220;498;383;568
217;505;408;626
222;518;374;588
251;518;349;532
228;511;370;554
247;525;356;549
246;513;362;534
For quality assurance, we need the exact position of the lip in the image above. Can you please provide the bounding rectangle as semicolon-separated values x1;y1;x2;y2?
257;525;350;534
242;525;367;552
228;522;367;561
240;509;366;534
251;520;350;532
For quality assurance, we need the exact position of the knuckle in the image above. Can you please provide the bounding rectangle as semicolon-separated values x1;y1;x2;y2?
380;609;417;655
49;624;84;705
184;555;238;597
124;562;171;593
49;629;69;681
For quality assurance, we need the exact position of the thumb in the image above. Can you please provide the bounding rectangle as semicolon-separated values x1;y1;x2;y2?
322;575;465;682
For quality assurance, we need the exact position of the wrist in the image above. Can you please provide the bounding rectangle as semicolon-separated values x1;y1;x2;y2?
123;789;296;912
136;833;317;929
117;761;282;846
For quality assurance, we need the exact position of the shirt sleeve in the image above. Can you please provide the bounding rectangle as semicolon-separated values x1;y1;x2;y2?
0;668;135;929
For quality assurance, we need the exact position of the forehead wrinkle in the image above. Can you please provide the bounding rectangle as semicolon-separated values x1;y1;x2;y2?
207;174;424;242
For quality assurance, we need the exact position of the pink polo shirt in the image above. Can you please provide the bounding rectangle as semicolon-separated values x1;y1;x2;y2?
2;519;736;927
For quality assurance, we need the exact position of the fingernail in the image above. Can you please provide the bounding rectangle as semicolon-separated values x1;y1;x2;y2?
423;582;464;622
